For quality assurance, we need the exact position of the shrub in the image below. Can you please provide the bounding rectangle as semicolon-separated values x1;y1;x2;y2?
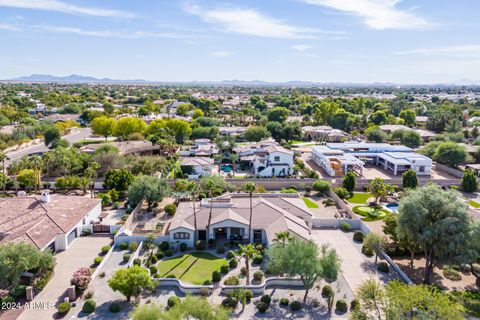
340;222;351;232
240;266;247;275
164;249;173;257
155;250;164;259
129;241;138;252
312;180;330;193
361;245;374;257
323;198;336;206
290;300;302;311
350;299;360;311
82;228;92;236
203;280;213;285
167;296;180;308
123;254;131;263
166;274;176;278
229;259;238;269
93;256;103;265
200;287;210;297
257;302;268;313
377;262;389;273
208;238;216;248
159;241;169;251
443;266;462;281
9;285;26;299
164;203;177;216
84;290;94;299
280;298;289;306
212;271;221;282
99;271;105;278
220;265;230;274
101;245;111;255
151;255;158;264
82;299;96;314
252;255;263;265
261;294;272;306
245;290;253;303
224;276;240;285
334;187;350;199
118;242;128;250
226;250;236;259
57;302;71;315
353;230;364;243
253;271;264;281
322;285;333;298
216;246;225;254
336;299;348;313
179;243;187;252
133;258;141;266
108;302;121;313
195;240;206;250
221;296;238;309
70;268;91;294
1;295;14;304
149;266;158;275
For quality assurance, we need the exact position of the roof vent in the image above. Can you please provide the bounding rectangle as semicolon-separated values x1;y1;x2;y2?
40;191;51;204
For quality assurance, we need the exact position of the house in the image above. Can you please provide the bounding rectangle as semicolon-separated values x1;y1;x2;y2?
167;193;312;247
311;142;432;177
41;113;81;123
218;126;247;136
234;139;294;177
302;126;349;142
180;157;215;178
0;192;101;252
379;124;436;142
179;139;219;157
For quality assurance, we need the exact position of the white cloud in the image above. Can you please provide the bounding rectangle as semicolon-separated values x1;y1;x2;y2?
291;44;312;52
211;51;233;57
184;4;341;39
394;45;480;57
303;0;430;30
0;22;20;31
0;0;134;18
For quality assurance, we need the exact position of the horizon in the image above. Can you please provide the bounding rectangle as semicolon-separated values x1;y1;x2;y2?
0;1;479;83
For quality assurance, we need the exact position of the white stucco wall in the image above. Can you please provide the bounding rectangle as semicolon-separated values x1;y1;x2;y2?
169;227;195;248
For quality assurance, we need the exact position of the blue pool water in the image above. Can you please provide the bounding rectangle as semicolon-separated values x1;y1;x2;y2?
386;203;399;213
220;164;233;173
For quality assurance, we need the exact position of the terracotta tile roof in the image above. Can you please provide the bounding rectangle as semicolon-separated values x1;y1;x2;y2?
0;196;101;248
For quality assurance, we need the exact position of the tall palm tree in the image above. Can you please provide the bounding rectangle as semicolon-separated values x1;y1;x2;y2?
85;161;100;198
8;161;20;193
230;153;239;178
243;182;256;243
43;151;53;179
236;244;259;285
188;181;200;232
0;151;9;195
31;155;42;194
273;231;292;247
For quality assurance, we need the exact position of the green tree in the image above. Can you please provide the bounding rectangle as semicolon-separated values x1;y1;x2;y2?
267;107;290;123
127;176;170;208
365;126;387;143
363;232;388;264
236;244;259;285
367;178;390;204
342;171;356;193
399;109;416;126
266;238;340;302
17;169;35;191
243;126;270;142
160;295;230;320
113;117;147;140
108;265;154;302
402;169;418;189
44;126;61;147
400;130;421;148
312;179;330;193
200;176;227;237
433;142;468;167
396;183;471;284
91;116;116;140
466;222;480;287
104;168;134;192
461;169;478;193
370;110;387;125
353;278;387;320
273;231;292;247
188;181;200;231
0;151;9;195
130;303;162;320
243;182;256;242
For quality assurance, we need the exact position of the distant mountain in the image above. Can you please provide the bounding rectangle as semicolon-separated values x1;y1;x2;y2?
4;74;480;87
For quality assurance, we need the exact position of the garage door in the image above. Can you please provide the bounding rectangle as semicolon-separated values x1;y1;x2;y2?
67;229;77;245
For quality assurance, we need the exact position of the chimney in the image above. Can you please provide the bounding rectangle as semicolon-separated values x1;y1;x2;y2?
40;191;51;203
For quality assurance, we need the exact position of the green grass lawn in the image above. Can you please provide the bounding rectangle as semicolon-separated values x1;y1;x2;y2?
157;252;227;285
469;200;480;208
289;140;304;145
302;197;319;208
348;192;374;204
352;205;389;221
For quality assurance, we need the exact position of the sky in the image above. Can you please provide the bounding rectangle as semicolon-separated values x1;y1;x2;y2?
0;0;479;84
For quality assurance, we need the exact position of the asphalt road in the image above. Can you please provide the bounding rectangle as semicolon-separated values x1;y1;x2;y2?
5;127;91;164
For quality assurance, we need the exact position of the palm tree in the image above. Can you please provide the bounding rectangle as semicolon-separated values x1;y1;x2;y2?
201;176;226;240
243;182;256;243
0;151;9;195
188;181;200;232
8;161;20;193
273;231;291;247
236;244;259;285
85;161;100;198
230;153;239;177
31;155;42;194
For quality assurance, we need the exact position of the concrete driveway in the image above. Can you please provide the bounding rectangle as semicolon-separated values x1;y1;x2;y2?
19;236;112;320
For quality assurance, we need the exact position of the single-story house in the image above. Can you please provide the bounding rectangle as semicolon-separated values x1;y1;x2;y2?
0;192;101;252
167;193;312;247
302;126;349;142
311;142;432;177
180;157;215;179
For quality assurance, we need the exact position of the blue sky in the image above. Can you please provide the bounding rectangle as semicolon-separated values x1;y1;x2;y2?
0;0;479;83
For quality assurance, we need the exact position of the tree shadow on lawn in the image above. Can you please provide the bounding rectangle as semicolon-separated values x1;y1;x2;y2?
77;300;133;320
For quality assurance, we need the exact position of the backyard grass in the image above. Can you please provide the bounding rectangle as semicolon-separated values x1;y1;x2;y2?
289;140;304;145
302;197;319;208
352;205;389;221
157;252;227;285
469;200;480;208
348;192;374;204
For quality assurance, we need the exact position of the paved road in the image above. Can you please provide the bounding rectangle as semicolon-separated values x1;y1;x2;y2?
6;127;91;164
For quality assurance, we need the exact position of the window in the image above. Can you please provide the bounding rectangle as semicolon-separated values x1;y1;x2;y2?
174;232;190;240
419;166;425;172
274;156;280;162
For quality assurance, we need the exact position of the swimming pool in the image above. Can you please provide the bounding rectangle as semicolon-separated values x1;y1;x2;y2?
220;164;233;173
385;203;399;213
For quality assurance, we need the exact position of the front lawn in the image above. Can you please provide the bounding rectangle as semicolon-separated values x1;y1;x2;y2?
302;197;319;208
352;205;389;221
157;252;227;285
348;192;373;204
469;200;480;208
